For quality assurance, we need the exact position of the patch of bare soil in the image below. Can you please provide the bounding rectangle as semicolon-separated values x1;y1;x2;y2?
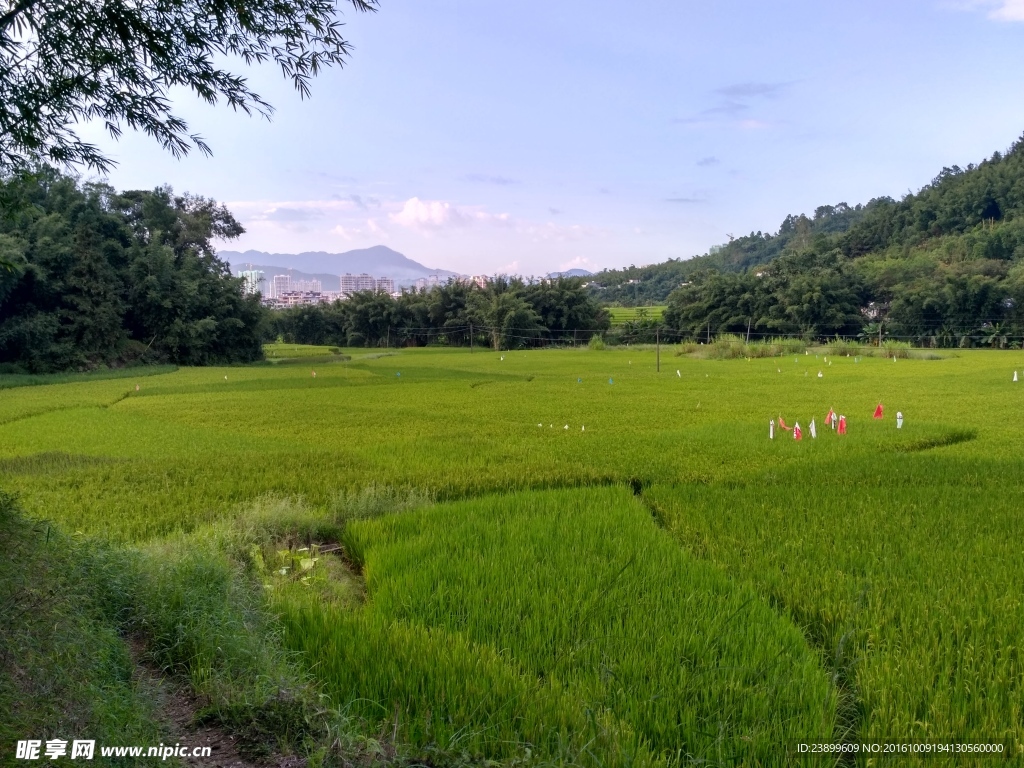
127;638;305;768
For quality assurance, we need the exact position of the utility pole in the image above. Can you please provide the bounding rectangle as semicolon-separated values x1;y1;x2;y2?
470;322;473;353
746;317;751;344
878;321;883;348
656;329;660;372
707;321;711;344
386;325;390;349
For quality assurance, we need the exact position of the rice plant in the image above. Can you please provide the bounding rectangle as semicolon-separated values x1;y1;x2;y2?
278;487;837;764
3;346;1024;764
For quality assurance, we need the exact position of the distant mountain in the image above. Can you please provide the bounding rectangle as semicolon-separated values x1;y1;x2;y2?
547;269;593;278
220;245;459;288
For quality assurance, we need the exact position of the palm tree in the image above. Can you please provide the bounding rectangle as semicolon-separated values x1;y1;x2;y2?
858;322;882;346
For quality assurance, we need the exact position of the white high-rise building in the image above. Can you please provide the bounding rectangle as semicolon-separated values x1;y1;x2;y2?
376;277;395;293
271;274;291;299
292;279;322;293
238;269;265;295
415;274;445;291
340;273;381;295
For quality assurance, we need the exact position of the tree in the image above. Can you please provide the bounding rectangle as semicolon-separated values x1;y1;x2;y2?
468;278;545;350
342;290;400;347
0;170;264;370
427;280;473;345
0;0;376;173
663;270;759;339
522;277;609;342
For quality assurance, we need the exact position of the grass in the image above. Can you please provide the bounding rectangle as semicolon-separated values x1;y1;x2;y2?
263;342;351;360
0;489;386;766
679;334;808;358
3;345;1024;764
606;306;666;325
0;491;167;759
282;486;837;763
647;454;1024;757
0;364;178;391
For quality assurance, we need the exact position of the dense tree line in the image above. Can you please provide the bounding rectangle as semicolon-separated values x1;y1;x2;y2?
269;276;610;350
0;169;264;371
664;251;868;340
658;135;1024;347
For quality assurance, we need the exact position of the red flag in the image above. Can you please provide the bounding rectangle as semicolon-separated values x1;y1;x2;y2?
825;408;835;427
873;403;883;419
794;422;802;441
838;415;847;435
779;416;792;431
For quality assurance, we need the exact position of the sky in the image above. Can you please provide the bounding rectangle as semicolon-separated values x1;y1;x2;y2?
79;0;1024;277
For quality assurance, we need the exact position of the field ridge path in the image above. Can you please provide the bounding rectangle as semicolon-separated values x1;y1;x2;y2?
127;638;306;768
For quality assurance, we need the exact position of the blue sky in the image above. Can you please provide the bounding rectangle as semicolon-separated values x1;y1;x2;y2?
82;0;1024;276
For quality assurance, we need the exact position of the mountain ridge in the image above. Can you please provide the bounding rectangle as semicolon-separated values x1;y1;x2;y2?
220;245;460;287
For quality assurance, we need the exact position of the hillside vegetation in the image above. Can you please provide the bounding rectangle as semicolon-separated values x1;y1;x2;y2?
598;136;1024;348
590;201;873;305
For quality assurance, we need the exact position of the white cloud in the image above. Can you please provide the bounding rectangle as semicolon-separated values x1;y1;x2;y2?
389;197;512;233
558;255;597;272
228;198;359;216
390;197;469;230
228;198;363;233
949;0;1024;20
331;218;390;240
227;195;607;271
521;221;608;242
990;0;1024;19
738;119;773;130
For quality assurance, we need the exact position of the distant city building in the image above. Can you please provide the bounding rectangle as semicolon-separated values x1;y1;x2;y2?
270;291;328;308
271;274;291;299
415;274;444;291
340;272;391;295
291;278;322;293
470;275;488;289
238;269;265;295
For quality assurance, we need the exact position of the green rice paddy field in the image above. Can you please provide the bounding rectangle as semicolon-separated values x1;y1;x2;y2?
3;346;1024;765
606;306;666;324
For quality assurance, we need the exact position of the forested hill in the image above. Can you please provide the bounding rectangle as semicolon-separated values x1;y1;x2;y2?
594;136;1024;309
589;201;875;305
655;135;1024;346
